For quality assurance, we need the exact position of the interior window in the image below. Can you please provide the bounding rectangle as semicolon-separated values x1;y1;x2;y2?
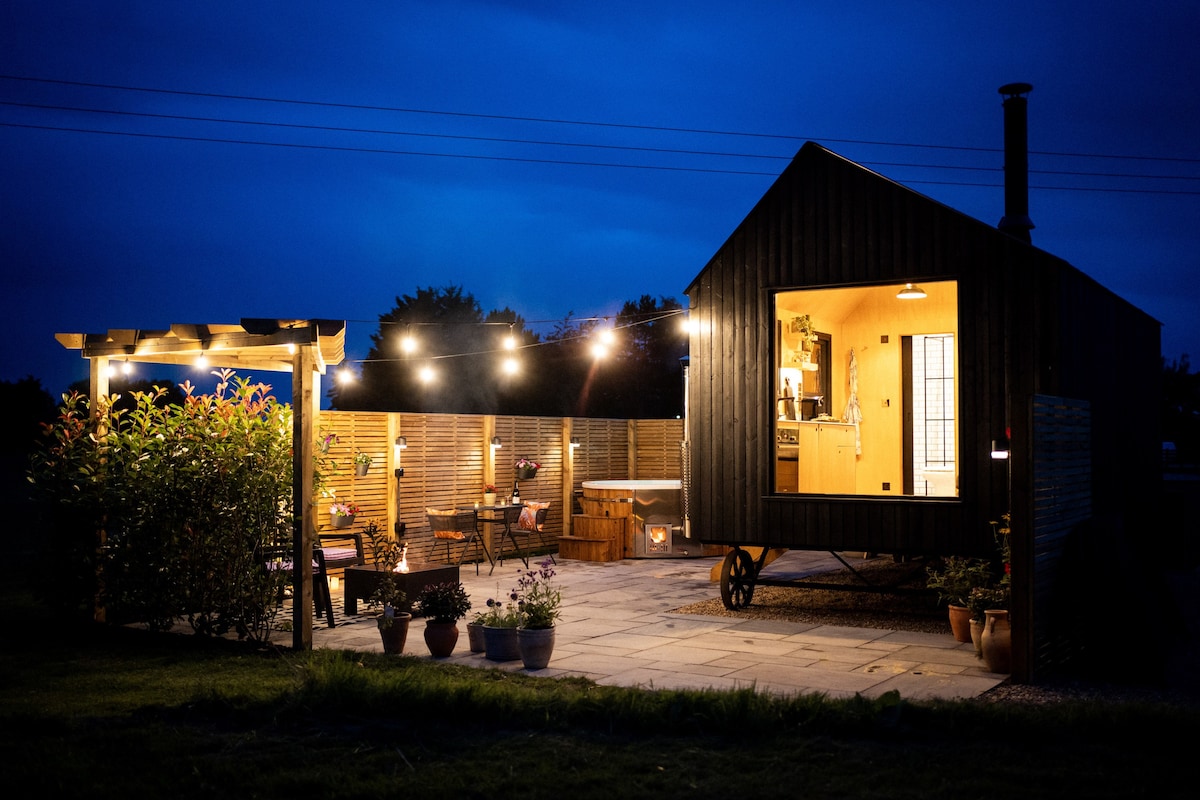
773;282;959;497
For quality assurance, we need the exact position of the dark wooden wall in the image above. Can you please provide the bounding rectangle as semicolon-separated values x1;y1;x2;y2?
684;142;1160;566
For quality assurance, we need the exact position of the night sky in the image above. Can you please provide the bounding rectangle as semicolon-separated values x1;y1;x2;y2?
3;1;1198;401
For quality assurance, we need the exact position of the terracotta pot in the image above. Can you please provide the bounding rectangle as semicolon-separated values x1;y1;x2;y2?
981;609;1012;674
378;612;412;654
947;604;973;643
466;622;486;653
482;625;520;661
517;626;556;670
423;620;459;658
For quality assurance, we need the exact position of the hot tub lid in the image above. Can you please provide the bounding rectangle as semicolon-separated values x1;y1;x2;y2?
582;479;681;490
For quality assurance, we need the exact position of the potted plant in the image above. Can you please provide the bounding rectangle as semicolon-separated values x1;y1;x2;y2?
466;610;488;653
415;581;472;657
979;513;1013;673
478;588;522;661
926;555;990;643
329;501;359;529
515;558;562;669
515;458;540;480
353;450;372;476
318;429;339;453
483;483;497;506
368;575;411;654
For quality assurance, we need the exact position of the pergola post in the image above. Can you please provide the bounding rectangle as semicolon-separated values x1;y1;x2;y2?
292;345;319;650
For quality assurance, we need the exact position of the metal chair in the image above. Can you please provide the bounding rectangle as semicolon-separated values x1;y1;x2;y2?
499;503;555;567
261;543;337;627
427;508;494;575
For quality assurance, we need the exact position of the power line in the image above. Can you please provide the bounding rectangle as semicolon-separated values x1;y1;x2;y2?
5;73;1199;165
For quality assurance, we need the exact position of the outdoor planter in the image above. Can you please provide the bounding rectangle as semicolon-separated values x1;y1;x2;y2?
330;513;355;529
517;626;556;669
516;467;538;480
482;625;520;661
423;620;459;657
378;612;412;654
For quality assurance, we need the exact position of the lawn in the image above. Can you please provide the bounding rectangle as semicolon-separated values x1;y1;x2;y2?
1;580;1194;799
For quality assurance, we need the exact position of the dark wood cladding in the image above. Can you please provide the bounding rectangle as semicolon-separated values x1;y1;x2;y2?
685;142;1160;561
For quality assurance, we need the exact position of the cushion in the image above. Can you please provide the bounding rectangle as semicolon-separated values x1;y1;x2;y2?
518;501;550;531
428;508;465;539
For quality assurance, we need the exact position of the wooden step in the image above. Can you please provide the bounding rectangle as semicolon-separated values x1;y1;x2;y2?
558;535;620;562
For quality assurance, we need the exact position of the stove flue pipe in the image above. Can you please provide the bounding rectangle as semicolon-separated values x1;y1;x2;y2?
998;82;1035;243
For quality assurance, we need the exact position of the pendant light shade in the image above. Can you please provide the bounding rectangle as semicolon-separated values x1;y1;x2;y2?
897;283;927;300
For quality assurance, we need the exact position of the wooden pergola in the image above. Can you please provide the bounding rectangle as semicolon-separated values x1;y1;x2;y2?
56;318;346;649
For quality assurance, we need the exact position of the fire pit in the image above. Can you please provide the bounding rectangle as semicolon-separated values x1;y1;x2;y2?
343;563;460;615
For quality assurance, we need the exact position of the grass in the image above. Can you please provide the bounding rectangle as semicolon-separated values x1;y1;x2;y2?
1;581;1196;799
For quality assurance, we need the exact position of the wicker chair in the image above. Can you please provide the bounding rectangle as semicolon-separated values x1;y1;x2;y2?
427;508;494;575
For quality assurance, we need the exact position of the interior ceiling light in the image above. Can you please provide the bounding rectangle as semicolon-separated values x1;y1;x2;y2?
897;283;927;300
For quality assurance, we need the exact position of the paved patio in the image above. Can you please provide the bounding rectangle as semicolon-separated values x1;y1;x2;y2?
304;549;1009;701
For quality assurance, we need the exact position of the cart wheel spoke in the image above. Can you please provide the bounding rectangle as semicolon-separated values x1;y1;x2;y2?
719;549;756;610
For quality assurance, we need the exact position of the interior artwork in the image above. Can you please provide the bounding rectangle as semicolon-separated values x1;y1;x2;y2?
773;281;959;497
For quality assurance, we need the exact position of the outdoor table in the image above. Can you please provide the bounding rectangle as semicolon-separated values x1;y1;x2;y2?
460;504;524;566
343;562;460;615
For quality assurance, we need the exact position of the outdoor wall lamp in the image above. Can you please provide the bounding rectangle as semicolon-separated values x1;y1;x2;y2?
570;436;580;450
491;436;502;449
393;436;407;477
990;438;1011;460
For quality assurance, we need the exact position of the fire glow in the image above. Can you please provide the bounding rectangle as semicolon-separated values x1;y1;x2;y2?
393;543;410;573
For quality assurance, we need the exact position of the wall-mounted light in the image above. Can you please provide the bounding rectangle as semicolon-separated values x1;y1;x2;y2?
491;436;502;450
569;436;580;450
393;436;408;534
990;438;1010;460
897;283;927;300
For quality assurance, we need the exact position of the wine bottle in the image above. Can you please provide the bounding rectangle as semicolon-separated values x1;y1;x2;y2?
512;480;520;505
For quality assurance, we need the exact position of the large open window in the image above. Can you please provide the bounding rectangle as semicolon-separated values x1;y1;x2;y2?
773;281;958;497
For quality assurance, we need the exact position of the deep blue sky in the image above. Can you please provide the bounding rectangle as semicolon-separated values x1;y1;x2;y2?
3;1;1198;400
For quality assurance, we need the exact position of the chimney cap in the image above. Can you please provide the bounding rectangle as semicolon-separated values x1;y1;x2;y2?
999;82;1033;97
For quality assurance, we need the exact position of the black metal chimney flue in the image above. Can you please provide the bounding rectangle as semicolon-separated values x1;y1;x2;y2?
998;82;1034;243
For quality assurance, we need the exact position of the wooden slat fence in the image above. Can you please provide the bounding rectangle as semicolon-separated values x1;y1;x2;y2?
317;411;684;571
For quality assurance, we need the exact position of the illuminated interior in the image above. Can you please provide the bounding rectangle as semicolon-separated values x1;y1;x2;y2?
773;281;959;497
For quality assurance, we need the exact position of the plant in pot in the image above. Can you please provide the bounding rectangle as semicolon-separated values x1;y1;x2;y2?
478;588;522;661
368;574;411;654
483;483;497;506
515;558;562;670
514;458;540;480
926;555;990;643
329;501;359;529
414;581;472;657
353;450;372;476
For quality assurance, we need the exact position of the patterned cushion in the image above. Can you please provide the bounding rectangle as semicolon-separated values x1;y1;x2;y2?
518;501;550;531
428;508;465;539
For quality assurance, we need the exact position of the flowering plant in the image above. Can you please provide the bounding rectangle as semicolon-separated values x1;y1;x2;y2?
483;483;497;493
516;558;561;629
479;587;522;627
354;451;372;466
415;581;472;623
330;501;360;517
515;458;540;471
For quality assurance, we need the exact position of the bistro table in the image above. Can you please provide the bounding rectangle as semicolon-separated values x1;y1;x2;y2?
460;503;524;568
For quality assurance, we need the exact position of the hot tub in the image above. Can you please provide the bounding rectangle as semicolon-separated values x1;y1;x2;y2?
580;480;700;558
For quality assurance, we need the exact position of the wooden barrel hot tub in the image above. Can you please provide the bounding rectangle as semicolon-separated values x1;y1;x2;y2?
560;480;694;561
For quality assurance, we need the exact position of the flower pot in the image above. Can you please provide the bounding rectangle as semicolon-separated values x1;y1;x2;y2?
981;609;1012;674
378;612;412;654
355;463;369;477
483;492;497;506
517;626;556;670
947;604;972;643
516;467;538;481
331;513;355;529
466;622;486;653
970;618;985;658
482;625;520;661
423;620;459;658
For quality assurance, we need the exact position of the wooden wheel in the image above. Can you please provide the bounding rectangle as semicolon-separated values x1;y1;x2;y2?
719;548;756;610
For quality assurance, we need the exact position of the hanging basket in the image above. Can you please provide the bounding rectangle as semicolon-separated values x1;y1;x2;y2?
516;467;538;481
330;513;356;529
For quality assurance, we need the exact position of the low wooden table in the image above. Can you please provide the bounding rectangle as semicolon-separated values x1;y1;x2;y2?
343;563;460;615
